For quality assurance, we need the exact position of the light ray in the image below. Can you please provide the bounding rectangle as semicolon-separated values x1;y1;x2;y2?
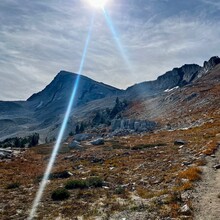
102;8;132;71
28;14;95;220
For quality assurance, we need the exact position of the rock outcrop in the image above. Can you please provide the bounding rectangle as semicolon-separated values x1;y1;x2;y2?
111;119;157;132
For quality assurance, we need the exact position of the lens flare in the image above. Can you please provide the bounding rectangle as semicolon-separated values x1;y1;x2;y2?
102;8;132;71
29;2;132;219
28;14;95;220
87;0;108;9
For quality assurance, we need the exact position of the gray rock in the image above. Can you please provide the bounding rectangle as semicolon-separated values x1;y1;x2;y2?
69;140;81;149
91;138;104;145
174;139;187;145
180;204;192;215
74;133;93;142
182;161;192;166
213;164;220;169
111;119;121;131
134;122;140;131
0;148;13;159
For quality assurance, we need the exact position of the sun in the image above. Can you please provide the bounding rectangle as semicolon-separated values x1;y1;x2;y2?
86;0;108;9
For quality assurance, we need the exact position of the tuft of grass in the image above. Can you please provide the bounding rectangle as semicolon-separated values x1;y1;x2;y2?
202;142;218;156
178;167;202;182
65;177;103;190
51;188;70;201
114;186;125;195
173;181;193;192
6;182;20;189
195;158;207;166
136;187;168;199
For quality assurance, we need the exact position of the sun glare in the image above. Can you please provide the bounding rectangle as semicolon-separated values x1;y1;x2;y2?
87;0;108;9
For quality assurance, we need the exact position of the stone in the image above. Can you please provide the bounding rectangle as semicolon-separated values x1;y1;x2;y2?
50;171;72;179
91;138;104;145
134;122;140;131
74;133;93;142
91;157;104;164
180;204;192;215
174;139;187;145
69;140;81;149
182;161;192;166
213;164;220;169
0;148;13;159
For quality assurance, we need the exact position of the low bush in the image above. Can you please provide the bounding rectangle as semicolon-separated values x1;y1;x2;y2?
51;188;70;201
87;177;103;188
65;179;88;189
6;182;20;189
115;186;125;195
65;177;103;190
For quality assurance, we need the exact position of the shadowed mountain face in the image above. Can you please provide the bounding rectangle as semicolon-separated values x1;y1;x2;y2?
28;71;122;116
126;56;220;97
0;56;219;141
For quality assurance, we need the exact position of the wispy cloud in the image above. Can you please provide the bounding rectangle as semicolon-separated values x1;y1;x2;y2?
0;0;219;100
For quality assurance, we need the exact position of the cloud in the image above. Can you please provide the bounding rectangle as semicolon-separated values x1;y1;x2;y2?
0;0;220;100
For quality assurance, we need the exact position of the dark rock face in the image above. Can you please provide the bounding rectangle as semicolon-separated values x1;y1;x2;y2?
126;64;201;96
111;119;157;132
126;56;220;97
27;71;122;121
197;56;220;78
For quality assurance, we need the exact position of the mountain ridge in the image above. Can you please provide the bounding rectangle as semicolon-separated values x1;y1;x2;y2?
0;56;219;141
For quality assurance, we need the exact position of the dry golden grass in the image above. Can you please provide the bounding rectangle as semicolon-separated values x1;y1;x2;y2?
178;167;202;182
202;141;219;156
0;110;219;219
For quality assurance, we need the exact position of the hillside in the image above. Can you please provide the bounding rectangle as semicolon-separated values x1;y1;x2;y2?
0;56;219;143
0;56;220;219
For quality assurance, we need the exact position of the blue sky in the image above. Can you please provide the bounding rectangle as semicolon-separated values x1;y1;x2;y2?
0;0;220;100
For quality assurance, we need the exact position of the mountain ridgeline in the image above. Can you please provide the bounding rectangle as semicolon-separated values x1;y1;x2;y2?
0;56;219;142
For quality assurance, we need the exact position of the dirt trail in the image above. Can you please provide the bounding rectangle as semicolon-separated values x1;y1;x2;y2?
194;148;220;220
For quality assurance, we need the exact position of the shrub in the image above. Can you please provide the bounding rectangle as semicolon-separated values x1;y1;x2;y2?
65;177;103;189
65;179;88;189
87;177;103;188
51;188;70;201
6;182;20;189
115;186;125;195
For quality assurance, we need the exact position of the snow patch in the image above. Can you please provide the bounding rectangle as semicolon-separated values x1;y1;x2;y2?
164;86;179;93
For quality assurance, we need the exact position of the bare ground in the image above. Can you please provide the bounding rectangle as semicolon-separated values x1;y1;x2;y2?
194;146;220;220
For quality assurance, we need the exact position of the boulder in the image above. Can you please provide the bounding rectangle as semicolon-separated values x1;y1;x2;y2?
134;122;140;131
69;141;81;149
91;138;104;145
180;204;192;215
74;133;92;142
213;164;220;169
0;148;13;159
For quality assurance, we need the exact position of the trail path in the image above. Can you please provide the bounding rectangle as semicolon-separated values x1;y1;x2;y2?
194;148;220;220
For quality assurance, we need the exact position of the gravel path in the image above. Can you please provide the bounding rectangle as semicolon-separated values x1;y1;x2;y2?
194;148;220;220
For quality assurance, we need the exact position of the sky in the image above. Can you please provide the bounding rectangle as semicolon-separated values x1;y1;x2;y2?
0;0;220;101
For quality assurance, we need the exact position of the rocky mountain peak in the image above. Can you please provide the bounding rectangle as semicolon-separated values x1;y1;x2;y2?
197;56;220;78
27;70;122;118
